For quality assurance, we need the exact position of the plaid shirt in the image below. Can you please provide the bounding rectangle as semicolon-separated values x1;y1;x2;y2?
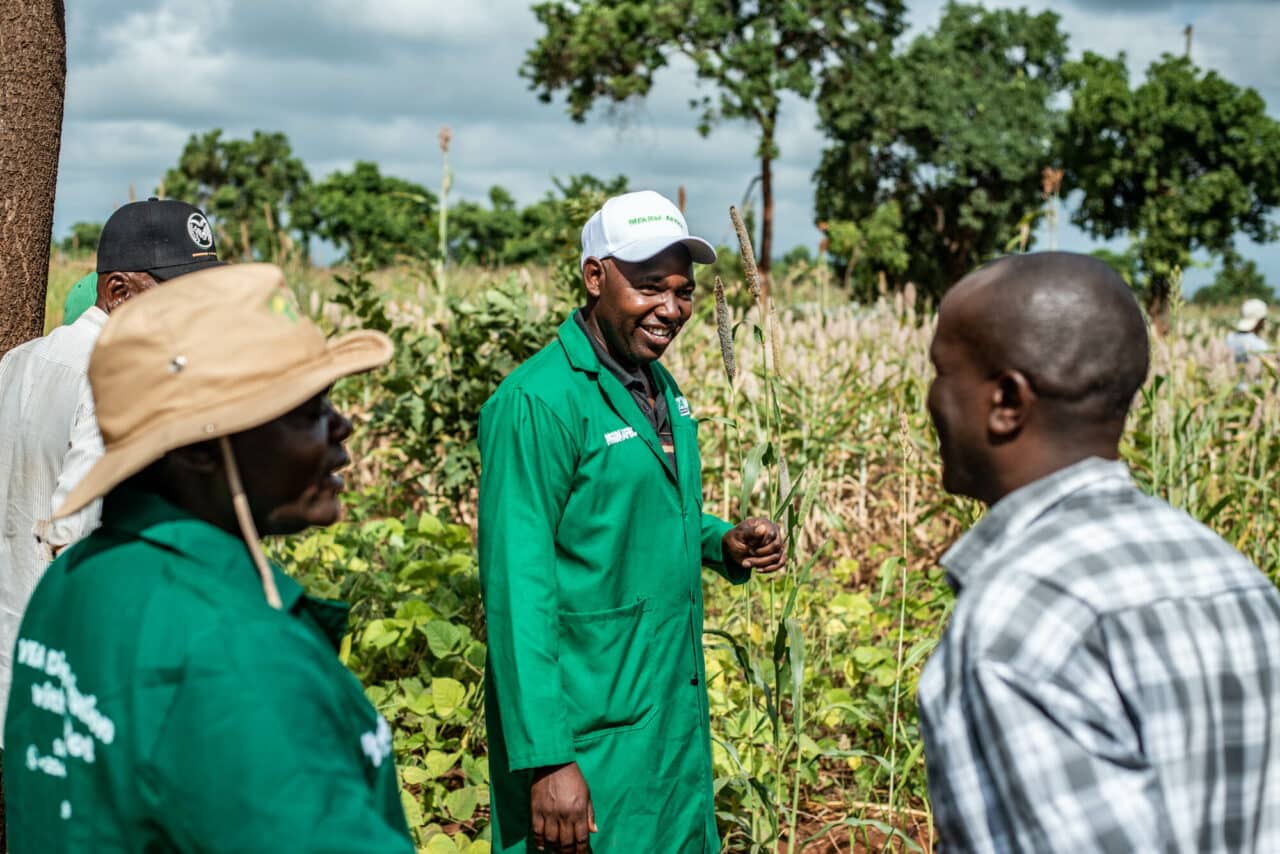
919;457;1280;853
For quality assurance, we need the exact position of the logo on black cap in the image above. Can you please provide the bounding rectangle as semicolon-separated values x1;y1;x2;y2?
187;213;214;250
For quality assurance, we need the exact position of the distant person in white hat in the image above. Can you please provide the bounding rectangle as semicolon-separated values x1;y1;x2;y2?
479;190;786;853
1225;298;1270;390
1227;298;1269;364
3;263;413;852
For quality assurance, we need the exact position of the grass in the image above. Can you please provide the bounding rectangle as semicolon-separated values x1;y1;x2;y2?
42;253;1280;852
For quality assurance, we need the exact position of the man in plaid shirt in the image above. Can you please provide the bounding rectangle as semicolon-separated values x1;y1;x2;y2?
919;251;1280;852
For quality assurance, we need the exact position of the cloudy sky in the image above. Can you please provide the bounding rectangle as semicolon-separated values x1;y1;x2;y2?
55;0;1279;289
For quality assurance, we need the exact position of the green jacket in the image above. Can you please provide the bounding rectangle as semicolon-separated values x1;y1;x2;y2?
478;315;745;853
2;488;414;854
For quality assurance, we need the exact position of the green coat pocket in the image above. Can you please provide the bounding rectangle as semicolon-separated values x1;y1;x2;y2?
557;598;655;742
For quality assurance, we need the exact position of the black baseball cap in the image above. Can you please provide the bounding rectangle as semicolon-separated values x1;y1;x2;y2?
96;198;224;281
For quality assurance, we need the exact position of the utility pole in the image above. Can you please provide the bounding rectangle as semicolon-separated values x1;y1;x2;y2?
1184;23;1193;58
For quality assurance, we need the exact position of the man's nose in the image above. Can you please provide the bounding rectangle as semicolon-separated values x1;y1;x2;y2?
329;407;353;443
655;291;680;321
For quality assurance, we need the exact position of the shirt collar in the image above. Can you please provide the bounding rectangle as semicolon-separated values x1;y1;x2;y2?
572;309;648;389
100;486;308;615
941;456;1131;591
77;306;108;331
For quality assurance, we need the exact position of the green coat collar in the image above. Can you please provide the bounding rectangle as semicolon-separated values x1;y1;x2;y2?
557;315;687;488
557;313;602;373
98;487;348;647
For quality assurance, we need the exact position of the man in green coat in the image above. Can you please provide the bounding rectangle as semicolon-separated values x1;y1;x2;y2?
479;190;785;853
4;264;413;852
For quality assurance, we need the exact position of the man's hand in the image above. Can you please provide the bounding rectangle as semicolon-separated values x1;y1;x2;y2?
530;762;597;853
723;517;786;575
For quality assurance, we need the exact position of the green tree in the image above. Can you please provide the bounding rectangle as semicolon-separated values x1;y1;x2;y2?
1090;246;1142;290
1192;253;1275;306
161;129;311;262
448;187;528;267
521;0;904;278
449;174;628;289
505;174;628;271
824;201;910;300
290;162;436;266
814;2;1069;297
59;221;103;256
1059;53;1280;310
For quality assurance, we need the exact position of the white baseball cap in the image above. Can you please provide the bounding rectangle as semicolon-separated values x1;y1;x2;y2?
580;190;716;271
1237;298;1268;332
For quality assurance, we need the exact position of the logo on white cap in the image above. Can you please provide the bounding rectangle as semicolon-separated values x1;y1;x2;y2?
187;213;214;250
580;190;716;270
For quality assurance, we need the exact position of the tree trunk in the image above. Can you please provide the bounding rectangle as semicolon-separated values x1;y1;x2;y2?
758;147;773;286
0;0;67;357
1146;274;1171;338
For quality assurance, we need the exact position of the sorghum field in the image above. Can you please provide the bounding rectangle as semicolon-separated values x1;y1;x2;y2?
46;255;1280;853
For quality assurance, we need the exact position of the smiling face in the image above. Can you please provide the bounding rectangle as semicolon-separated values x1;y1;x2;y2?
229;388;353;534
582;245;696;365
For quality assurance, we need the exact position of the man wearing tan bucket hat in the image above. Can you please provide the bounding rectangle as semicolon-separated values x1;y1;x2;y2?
2;264;414;852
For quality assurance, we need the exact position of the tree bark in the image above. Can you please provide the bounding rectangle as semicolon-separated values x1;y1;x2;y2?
0;0;66;357
1146;274;1171;337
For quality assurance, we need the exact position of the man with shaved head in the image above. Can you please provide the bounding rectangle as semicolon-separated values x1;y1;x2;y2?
918;251;1280;852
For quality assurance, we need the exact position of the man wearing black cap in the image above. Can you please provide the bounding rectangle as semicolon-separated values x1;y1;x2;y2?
0;198;222;754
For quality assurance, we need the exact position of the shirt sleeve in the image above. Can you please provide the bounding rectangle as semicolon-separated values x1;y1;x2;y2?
478;390;577;771
43;378;103;549
700;513;745;583
149;627;415;853
959;656;1171;853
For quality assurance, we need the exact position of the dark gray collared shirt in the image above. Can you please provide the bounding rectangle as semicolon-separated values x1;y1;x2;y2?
918;457;1280;852
574;310;675;472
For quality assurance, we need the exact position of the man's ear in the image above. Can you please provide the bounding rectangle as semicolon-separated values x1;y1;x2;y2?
988;369;1034;439
582;257;606;299
166;441;222;476
98;272;132;312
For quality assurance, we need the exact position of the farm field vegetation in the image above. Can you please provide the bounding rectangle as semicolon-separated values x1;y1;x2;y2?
35;2;1280;849
46;251;1280;852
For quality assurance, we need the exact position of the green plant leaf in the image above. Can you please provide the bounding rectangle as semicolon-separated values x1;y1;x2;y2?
424;620;463;658
786;617;805;707
431;677;467;719
445;786;480;822
739;443;769;519
418;513;445;537
425;750;457;779
401;766;433;785
400;788;426;832
424;833;460;854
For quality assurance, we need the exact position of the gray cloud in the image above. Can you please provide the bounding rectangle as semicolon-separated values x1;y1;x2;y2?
1068;0;1273;8
52;0;1278;288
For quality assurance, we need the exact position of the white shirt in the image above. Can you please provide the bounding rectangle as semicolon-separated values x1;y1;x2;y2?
1226;330;1269;364
0;307;107;740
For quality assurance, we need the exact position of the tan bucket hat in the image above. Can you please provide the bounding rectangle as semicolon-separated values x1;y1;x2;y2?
57;262;393;519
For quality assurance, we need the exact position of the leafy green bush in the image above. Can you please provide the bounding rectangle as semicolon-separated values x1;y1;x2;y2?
277;512;491;851
330;269;561;517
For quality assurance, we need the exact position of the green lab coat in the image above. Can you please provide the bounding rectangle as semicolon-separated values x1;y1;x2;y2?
3;487;413;853
478;315;746;853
